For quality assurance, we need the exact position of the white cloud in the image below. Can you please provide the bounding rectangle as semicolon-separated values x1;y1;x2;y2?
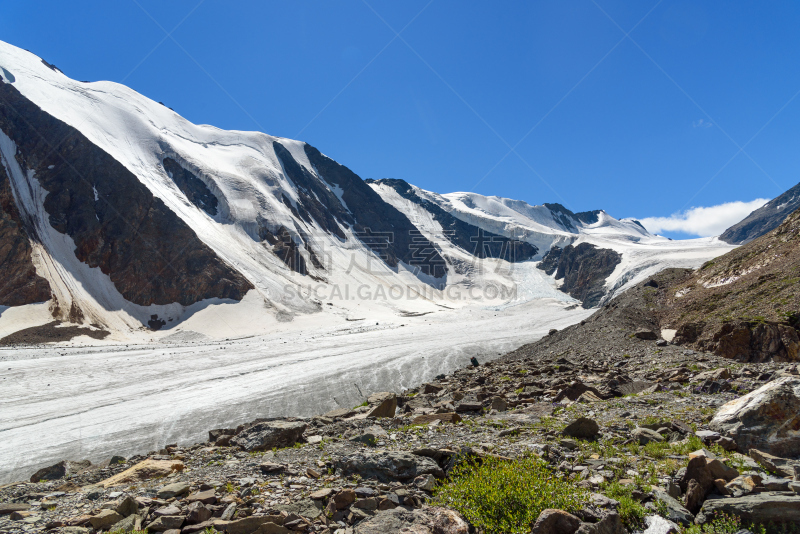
638;198;770;237
693;119;713;128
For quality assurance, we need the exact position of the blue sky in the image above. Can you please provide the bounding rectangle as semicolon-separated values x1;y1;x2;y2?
2;1;799;238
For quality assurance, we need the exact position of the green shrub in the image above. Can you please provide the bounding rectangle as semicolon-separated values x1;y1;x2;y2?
432;455;587;534
601;481;648;529
682;513;765;534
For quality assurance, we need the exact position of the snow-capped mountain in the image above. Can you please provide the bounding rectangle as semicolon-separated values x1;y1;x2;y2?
0;40;735;342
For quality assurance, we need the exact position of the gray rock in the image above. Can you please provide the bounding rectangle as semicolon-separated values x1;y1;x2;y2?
651;488;694;526
530;508;581;534
336;451;445;482
634;330;658;340
576;512;626;534
353;506;468;534
274;498;323;519
749;448;798;478
231;420;307;451
0;503;30;515
146;515;185;532
761;476;790;491
562;417;600;440
156;482;190;499
709;377;800;457
115;495;139;517
186;502;212;524
109;514;140;533
350;425;389;446
29;460;91;482
366;392;397;418
696;492;800;524
89;509;124;530
632;427;664;445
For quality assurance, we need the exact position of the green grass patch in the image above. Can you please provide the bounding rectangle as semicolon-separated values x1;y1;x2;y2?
432;455;587;534
601;480;648;530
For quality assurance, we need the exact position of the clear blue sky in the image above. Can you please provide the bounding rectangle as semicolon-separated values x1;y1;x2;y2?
3;1;799;237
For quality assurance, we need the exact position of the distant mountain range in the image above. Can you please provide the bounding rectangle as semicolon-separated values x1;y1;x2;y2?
0;40;781;342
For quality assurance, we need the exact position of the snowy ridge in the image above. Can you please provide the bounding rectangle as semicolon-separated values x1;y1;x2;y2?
0;39;735;343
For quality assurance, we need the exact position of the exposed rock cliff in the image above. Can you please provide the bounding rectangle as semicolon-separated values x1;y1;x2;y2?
0;160;51;306
0;78;252;307
538;243;622;308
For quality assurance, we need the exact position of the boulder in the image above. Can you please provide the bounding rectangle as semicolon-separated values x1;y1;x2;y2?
350;425;389;446
98;459;184;488
114;495;139;517
89;510;124;530
333;489;356;510
709;377;800;457
562;417;600;440
696;492;800;525
185;489;216;505
157;482;190;499
642;515;679;534
651;487;694;526
725;475;762;498
336;451;444;482
231;420;307;451
490;397;508;411
575;512;626;534
186;502;212;524
109;514;140;533
0;503;31;515
706;459;739;482
749;448;798;478
366;392;397;418
634;330;658;340
29;460;91;482
694;368;731;382
530;509;582;534
632;427;664;445
273;498;323;519
422;383;444;394
353;506;468;534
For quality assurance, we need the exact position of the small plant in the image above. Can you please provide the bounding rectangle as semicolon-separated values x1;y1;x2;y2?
432;455;587;534
601;480;648;529
681;512;765;534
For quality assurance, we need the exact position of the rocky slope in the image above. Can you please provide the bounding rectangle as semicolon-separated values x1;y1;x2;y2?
720;181;800;244
2;271;800;534
656;209;800;362
0;320;800;534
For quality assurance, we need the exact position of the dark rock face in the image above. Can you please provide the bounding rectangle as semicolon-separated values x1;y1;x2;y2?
262;226;311;275
713;321;799;363
0;160;51;306
543;203;603;232
370;179;537;262
304;145;446;278
538;243;622;308
273;142;349;240
720;181;800;244
0;79;252;307
162;157;218;216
